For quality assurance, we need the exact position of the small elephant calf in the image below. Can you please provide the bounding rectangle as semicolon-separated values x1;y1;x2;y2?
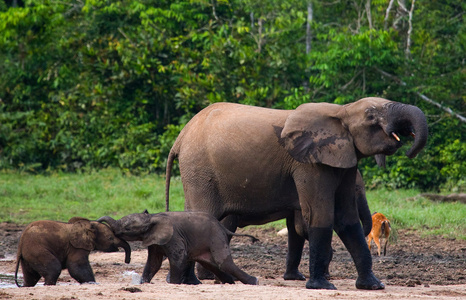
15;217;131;287
98;211;259;285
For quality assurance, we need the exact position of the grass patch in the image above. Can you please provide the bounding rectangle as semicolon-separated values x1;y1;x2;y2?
0;169;464;239
366;189;466;239
0;169;185;224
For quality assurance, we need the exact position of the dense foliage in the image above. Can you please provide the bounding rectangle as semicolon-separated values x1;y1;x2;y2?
0;0;464;191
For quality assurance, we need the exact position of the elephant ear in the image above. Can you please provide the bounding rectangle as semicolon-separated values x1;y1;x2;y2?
69;218;95;251
279;103;357;168
142;215;174;247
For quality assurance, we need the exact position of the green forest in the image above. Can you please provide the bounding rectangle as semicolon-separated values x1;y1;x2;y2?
0;0;464;191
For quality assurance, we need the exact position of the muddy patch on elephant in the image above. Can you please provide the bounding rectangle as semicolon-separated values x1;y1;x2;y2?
0;223;465;299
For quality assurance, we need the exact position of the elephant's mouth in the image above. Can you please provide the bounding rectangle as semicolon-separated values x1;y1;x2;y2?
387;121;416;146
101;245;120;253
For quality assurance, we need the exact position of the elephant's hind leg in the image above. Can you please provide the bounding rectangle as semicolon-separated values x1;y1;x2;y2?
214;255;258;285
38;256;62;285
20;261;42;287
284;216;306;281
197;262;235;284
196;215;240;280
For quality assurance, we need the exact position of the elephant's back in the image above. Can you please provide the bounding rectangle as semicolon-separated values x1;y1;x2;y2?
199;102;290;125
178;103;290;154
177;103;292;174
19;221;70;257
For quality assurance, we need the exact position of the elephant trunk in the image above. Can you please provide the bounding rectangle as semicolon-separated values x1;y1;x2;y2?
97;216;120;233
118;239;132;264
97;216;131;263
386;103;428;158
355;172;372;236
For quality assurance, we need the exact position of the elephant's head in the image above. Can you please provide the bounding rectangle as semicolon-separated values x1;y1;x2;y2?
68;217;131;263
98;211;174;247
279;97;428;168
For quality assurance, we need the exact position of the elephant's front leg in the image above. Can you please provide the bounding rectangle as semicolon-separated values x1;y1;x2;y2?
294;166;337;290
66;252;96;284
306;226;336;289
164;244;201;285
334;222;384;290
141;245;164;283
333;170;384;290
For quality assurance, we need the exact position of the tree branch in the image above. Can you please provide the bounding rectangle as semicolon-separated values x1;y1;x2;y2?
365;0;373;30
306;1;313;54
340;70;362;90
405;0;415;58
375;68;466;123
384;0;396;29
212;0;219;21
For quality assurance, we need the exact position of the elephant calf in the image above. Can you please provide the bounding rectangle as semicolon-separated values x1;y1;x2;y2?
15;217;131;287
98;211;259;285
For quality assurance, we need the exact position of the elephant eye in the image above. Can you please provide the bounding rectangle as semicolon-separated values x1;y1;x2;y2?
367;114;379;123
366;114;380;126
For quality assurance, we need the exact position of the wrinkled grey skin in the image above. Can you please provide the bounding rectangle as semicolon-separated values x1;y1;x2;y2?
15;217;131;287
98;211;258;285
165;97;428;290
286;169;372;281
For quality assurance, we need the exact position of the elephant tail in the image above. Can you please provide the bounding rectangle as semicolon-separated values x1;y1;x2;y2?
15;254;23;287
226;230;259;243
165;147;178;212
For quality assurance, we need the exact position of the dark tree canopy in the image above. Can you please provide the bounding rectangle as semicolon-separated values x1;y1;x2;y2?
0;0;464;191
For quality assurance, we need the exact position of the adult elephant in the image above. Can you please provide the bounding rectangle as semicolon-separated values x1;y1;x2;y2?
165;97;428;290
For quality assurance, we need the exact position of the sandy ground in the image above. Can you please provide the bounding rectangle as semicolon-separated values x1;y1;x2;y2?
1;224;465;299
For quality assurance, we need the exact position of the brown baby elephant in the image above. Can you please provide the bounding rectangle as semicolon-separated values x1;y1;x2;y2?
98;211;259;285
15;217;131;287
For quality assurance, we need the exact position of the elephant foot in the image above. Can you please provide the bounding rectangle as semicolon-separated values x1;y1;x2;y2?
196;265;215;280
82;281;98;285
283;270;306;281
244;276;259;285
355;273;385;290
182;278;202;285
166;272;202;285
305;277;336;290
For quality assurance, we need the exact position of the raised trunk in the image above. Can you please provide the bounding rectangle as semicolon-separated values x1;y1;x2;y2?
97;216;119;231
386;103;428;158
355;172;372;237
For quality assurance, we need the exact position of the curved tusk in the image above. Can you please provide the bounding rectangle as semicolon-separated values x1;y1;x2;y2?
410;132;416;138
391;132;401;141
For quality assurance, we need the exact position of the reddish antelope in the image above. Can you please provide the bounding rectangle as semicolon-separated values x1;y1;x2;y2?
367;212;391;256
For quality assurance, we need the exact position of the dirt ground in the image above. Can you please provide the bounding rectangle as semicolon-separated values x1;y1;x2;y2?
0;223;465;299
